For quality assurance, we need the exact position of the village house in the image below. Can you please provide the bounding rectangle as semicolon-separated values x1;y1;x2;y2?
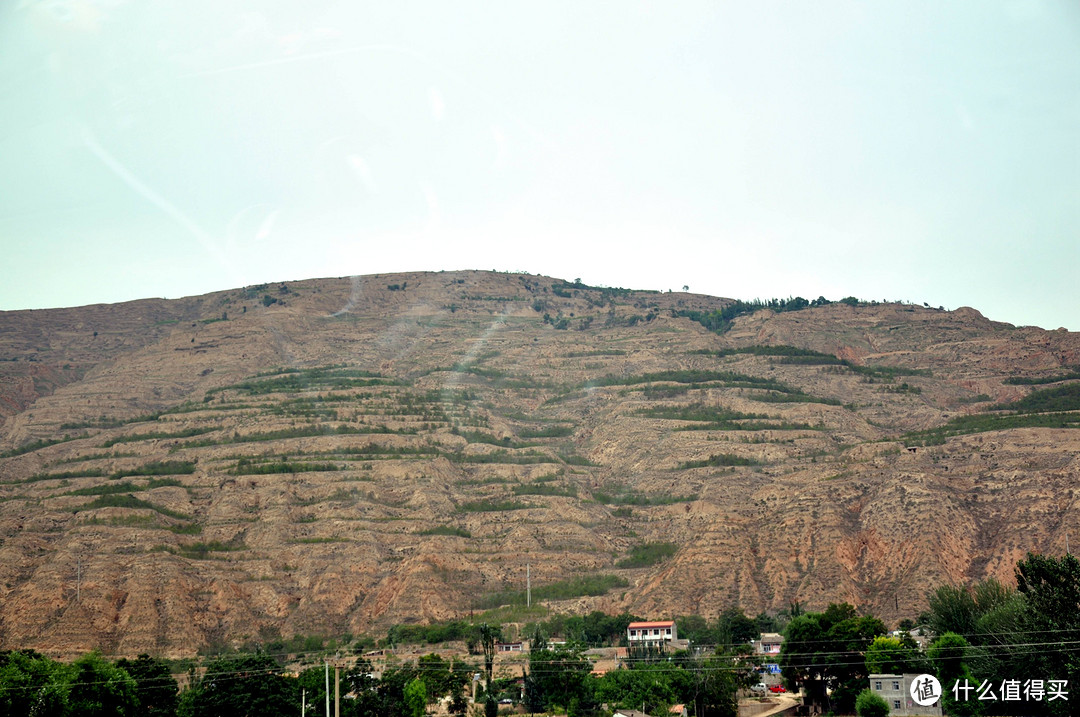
495;641;527;653
869;674;943;716
755;632;784;655
626;620;677;649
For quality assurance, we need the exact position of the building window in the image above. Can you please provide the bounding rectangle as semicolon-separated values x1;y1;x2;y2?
630;630;636;637
666;628;671;635
893;700;901;710
874;682;882;690
892;681;900;691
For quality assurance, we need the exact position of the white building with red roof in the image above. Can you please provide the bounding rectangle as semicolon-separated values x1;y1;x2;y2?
626;620;677;648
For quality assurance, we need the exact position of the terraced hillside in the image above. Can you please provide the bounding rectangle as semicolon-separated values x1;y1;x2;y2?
1;271;1078;658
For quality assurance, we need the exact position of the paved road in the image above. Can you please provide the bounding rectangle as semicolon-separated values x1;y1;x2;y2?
739;694;800;717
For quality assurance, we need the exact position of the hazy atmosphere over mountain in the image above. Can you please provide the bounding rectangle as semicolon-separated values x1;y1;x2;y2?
1;271;1078;658
1;2;1078;331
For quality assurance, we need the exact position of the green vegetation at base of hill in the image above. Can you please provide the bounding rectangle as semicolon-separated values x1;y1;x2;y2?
615;542;678;568
4;554;1077;717
474;574;629;610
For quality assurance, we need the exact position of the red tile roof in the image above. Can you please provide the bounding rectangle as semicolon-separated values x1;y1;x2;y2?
627;621;675;629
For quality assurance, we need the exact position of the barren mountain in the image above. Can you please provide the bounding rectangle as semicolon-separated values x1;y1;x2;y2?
1;271;1078;658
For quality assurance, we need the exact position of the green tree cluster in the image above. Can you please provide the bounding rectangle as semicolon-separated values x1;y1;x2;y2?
779;603;887;714
526;643;739;717
920;554;1080;716
0;650;166;717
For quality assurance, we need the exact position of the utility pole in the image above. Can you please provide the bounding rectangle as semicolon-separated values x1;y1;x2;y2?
527;563;531;608
324;661;330;717
335;663;340;717
76;557;81;603
302;689;306;717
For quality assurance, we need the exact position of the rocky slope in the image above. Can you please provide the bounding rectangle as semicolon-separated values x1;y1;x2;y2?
1;271;1078;658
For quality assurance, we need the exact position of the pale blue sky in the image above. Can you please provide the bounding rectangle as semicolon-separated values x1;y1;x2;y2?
1;1;1078;329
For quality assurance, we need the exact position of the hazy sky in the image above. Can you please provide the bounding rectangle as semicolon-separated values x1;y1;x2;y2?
2;1;1078;329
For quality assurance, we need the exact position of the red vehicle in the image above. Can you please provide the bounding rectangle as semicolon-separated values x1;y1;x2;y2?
768;685;787;694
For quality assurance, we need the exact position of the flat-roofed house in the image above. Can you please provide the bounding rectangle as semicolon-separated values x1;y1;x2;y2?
756;632;784;655
869;673;943;716
495;641;527;653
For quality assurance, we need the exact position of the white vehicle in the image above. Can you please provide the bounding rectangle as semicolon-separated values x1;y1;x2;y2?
750;683;768;694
